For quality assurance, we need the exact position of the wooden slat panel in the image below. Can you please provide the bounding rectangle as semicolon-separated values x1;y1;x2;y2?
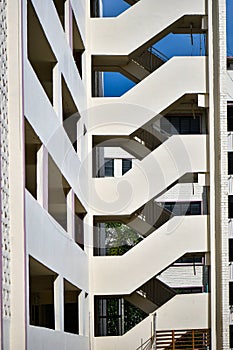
156;328;210;349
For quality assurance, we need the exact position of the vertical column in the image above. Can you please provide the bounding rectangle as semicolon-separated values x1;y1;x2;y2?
8;0;26;347
67;189;75;239
53;64;63;123
78;291;86;336
84;213;94;347
114;159;122;177
54;275;64;331
37;145;48;210
64;0;72;48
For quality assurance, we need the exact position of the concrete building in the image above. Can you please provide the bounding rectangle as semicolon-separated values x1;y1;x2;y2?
0;0;232;349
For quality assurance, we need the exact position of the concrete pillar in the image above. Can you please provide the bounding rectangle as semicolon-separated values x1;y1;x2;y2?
37;145;48;210
64;0;72;48
78;290;86;336
53;64;63;123
114;159;122;177
54;275;64;331
67;189;75;239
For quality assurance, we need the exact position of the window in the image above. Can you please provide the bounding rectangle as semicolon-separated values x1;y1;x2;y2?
72;11;85;78
122;159;132;175
173;287;203;294
175;255;204;265
230;239;233;262
25;120;42;199
228;106;233;131
29;257;57;330
229;152;233;174
48;155;70;230
94;297;147;337
64;280;80;335
230;282;233;305
161;115;201;134
93;221;143;256
164;201;202;216
62;76;80;151
27;0;57;104
104;158;114;177
74;196;86;250
229;196;233;218
230;325;233;348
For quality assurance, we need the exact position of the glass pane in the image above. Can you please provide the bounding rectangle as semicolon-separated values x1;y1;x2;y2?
104;158;114;177
122;159;132;175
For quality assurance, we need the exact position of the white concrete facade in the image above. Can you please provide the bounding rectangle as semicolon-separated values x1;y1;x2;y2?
1;0;232;349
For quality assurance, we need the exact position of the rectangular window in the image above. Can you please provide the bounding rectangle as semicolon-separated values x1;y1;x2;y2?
229;196;233;218
122;159;132;175
104;158;114;177
173;287;203;294
228;106;233;131
230;325;233;348
175;255;204;265
64;280;80;335
229;152;233;174
161;115;201;135
230;282;233;305
230;239;233;262
94;297;147;337
164;202;201;216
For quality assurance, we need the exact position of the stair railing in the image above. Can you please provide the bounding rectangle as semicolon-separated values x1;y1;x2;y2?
135;336;154;350
135;313;157;350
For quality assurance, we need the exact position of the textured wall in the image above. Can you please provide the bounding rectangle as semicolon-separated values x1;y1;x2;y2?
0;0;10;320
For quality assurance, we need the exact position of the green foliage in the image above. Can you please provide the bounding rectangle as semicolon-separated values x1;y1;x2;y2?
96;297;148;336
104;222;143;255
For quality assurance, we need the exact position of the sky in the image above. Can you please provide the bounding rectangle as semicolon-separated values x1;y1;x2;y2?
102;0;233;96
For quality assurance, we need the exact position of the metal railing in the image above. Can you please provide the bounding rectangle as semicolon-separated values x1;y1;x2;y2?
135;336;155;350
149;46;169;62
156;328;210;349
132;47;169;74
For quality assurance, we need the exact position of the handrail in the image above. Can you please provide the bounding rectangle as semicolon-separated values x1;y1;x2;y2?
149;46;169;62
135;335;154;350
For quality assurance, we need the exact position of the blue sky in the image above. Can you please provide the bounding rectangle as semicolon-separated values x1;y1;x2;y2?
102;0;233;96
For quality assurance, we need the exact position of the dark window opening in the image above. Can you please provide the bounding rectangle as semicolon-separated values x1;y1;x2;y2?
229;196;233;218
175;254;204;265
72;12;85;78
163;201;202;216
48;155;70;231
74;196;86;250
92;70;104;98
62;76;80;151
173;287;203;294
229;152;233;174
230;282;233;305
93;221;143;256
228;106;233;131
94;297;147;337
230;239;233;262
29;257;57;330
64;280;81;335
53;0;65;29
25;120;42;199
104;158;114;177
90;0;101;17
161;115;201;135
230;325;233;348
122;159;132;175
27;0;57;104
